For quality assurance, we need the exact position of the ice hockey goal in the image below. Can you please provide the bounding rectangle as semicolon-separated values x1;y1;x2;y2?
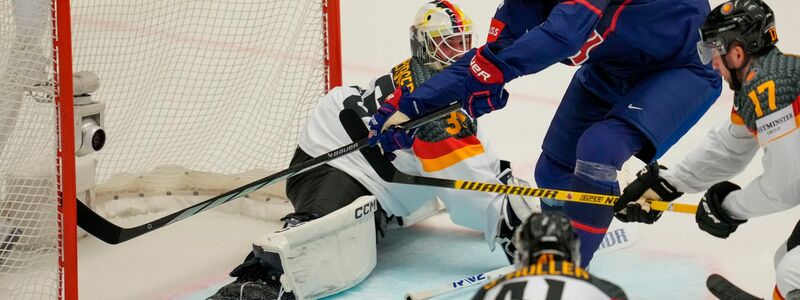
0;0;341;298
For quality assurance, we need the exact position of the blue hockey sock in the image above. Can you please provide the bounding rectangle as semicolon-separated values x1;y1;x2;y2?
566;119;646;267
564;160;620;268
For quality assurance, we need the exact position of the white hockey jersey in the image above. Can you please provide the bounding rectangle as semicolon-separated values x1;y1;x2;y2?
661;49;800;299
662;119;800;220
662;49;800;221
297;58;506;240
472;255;627;300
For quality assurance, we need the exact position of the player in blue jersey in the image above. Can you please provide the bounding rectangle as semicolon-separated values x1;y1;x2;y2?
368;0;722;268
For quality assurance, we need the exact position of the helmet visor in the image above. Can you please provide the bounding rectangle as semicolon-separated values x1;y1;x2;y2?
697;39;726;65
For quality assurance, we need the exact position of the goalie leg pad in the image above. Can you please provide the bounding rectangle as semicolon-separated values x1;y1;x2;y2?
389;198;441;229
252;196;379;300
486;163;540;259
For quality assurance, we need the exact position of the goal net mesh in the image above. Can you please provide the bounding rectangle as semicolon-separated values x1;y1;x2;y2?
0;0;333;298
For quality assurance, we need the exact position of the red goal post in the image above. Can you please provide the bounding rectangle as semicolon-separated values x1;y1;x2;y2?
0;0;341;299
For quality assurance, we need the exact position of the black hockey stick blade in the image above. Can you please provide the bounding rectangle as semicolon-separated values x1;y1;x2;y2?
79;103;460;244
707;274;763;300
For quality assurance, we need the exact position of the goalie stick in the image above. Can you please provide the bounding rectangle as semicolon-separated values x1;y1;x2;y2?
707;274;763;300
77;103;461;244
338;108;697;214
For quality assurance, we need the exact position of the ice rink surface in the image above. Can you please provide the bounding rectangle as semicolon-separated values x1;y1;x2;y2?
78;1;800;299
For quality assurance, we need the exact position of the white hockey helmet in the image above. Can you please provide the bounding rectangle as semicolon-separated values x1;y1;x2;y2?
410;0;473;70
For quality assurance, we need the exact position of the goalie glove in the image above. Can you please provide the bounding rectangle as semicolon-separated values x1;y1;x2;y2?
696;181;746;239
613;162;683;224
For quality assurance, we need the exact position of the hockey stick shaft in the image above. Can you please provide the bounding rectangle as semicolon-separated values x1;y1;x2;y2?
450;179;696;214
361;148;697;214
338;109;697;214
405;265;517;300
410;169;695;213
78;103;461;244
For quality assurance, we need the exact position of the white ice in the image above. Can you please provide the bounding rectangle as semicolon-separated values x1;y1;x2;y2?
78;1;800;299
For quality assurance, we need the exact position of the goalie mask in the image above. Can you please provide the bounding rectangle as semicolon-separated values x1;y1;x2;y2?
410;0;473;71
513;212;581;267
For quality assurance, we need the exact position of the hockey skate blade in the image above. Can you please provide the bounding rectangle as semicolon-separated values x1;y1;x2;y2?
707;274;762;300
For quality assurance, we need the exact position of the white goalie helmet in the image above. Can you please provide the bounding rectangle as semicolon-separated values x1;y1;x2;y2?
411;0;473;70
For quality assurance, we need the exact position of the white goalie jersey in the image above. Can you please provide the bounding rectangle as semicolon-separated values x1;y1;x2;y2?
297;58;506;237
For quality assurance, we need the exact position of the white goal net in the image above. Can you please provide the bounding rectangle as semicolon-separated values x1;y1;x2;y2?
0;0;339;298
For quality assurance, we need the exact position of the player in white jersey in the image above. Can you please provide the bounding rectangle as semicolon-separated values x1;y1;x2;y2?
612;1;800;298
208;2;538;299
473;212;627;300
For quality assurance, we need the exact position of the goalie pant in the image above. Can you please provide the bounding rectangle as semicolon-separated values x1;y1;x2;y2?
661;49;800;299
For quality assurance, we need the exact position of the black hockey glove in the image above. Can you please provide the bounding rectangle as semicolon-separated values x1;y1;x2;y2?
696;181;746;239
229;252;276;282
613;162;683;224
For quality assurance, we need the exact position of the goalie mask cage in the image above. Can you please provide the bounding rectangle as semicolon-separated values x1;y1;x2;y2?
0;0;341;299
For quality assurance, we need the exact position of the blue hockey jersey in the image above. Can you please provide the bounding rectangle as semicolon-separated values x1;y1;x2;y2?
407;0;719;111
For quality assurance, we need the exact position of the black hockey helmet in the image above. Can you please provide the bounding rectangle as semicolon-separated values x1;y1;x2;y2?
697;0;777;64
513;212;581;267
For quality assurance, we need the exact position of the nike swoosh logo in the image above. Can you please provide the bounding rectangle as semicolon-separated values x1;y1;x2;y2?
627;104;643;111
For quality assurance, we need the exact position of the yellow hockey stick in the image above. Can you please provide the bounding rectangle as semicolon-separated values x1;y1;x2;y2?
451;179;697;214
339;109;697;215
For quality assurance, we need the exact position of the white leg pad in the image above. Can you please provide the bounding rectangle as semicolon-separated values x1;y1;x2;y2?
252;196;378;300
391;198;442;229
